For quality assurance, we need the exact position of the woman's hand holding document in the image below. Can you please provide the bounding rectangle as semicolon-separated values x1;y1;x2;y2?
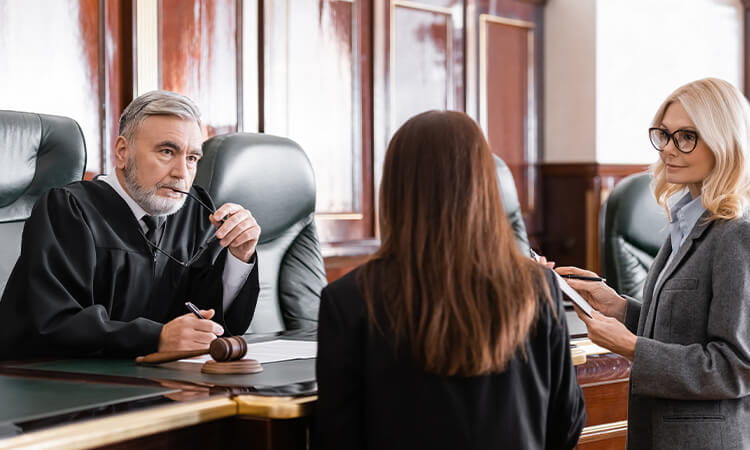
550;270;594;318
555;266;636;359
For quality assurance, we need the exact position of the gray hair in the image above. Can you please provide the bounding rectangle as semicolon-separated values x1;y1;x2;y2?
118;90;202;141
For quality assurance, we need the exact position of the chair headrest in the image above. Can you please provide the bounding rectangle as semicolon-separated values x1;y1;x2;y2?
195;133;316;244
493;155;521;216
0;111;87;222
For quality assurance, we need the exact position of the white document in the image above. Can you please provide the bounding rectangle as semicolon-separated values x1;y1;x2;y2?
552;271;594;318
179;339;317;364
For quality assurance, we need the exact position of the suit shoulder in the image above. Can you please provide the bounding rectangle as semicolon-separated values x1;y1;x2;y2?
712;215;750;238
323;267;363;300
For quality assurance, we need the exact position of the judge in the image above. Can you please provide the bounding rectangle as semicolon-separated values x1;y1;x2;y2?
0;90;261;359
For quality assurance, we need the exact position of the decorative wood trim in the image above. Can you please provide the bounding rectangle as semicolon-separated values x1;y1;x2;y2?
134;0;159;96
321;239;380;258
0;398;237;450
392;0;453;15
479;13;536;213
234;395;317;419
540;163;649;177
578;420;628;444
539;163;649;271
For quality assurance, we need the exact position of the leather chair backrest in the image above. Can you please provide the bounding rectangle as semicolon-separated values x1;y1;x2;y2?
493;155;530;255
0;111;87;295
195;133;326;333
600;172;668;299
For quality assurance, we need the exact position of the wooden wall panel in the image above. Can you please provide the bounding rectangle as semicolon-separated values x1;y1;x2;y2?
159;0;239;136
468;0;543;247
264;0;374;244
541;164;649;272
392;5;453;129
480;17;535;214
0;0;132;177
0;0;102;173
382;0;464;135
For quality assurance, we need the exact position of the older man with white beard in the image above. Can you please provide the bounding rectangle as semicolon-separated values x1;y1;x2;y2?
0;91;260;359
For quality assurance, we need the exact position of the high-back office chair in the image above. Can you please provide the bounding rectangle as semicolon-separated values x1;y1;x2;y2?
493;155;530;255
0;110;87;295
600;172;668;300
195;133;326;333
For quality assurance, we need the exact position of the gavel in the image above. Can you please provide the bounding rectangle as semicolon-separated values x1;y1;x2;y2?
135;336;262;374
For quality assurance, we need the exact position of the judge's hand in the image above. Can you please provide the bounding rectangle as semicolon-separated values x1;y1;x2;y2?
210;203;261;263
555;266;627;322
159;309;224;352
573;307;637;360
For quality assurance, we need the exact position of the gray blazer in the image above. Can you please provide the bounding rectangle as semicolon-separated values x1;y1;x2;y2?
623;212;750;449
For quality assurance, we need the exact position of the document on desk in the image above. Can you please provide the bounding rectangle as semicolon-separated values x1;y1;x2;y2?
179;339;318;364
552;271;594;318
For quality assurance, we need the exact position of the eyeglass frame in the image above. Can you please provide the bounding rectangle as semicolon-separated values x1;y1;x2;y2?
139;190;219;268
648;127;700;154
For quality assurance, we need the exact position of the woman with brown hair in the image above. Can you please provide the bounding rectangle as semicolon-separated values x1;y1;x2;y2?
315;110;585;449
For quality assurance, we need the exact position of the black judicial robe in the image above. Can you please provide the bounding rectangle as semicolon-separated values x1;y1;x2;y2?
0;180;259;359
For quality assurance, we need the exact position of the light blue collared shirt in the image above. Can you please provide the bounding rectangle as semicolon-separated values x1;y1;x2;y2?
98;174;253;311
655;192;706;289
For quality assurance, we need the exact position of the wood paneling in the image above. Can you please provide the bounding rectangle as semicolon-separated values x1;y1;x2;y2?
540;163;648;272
0;0;130;175
374;0;465;193
159;0;240;137
576;353;631;450
468;1;543;246
264;0;374;243
0;0;133;177
480;16;535;214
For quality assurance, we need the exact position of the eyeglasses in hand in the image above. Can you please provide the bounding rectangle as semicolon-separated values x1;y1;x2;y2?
140;188;221;267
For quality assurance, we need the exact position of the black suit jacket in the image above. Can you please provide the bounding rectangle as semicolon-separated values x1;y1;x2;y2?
315;267;586;450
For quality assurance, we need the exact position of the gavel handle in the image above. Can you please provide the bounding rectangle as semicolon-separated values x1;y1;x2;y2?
135;348;209;364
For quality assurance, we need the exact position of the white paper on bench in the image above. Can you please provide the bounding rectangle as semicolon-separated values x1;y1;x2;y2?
179;339;318;364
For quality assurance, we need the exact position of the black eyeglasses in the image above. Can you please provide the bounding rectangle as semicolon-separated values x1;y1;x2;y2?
648;127;700;154
140;189;219;267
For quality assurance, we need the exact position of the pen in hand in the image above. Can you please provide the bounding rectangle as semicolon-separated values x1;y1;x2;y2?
185;301;204;319
560;274;606;282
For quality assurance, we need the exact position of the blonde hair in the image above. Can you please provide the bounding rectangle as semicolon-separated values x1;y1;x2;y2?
651;78;750;221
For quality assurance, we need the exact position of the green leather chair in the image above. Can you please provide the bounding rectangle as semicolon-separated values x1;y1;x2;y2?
600;172;668;300
0;110;87;296
195;132;326;334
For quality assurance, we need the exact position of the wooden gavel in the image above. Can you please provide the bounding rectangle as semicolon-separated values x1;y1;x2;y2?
135;336;248;364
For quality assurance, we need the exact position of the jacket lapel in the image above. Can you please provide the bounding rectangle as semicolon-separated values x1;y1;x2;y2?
642;211;713;337
638;238;671;335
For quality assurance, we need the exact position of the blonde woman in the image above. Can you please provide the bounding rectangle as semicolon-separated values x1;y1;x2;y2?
559;78;750;449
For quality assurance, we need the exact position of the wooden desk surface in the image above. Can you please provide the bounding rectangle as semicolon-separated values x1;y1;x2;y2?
0;345;610;449
0;397;238;450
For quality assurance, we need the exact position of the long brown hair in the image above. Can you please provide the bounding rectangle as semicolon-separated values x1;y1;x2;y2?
360;110;550;376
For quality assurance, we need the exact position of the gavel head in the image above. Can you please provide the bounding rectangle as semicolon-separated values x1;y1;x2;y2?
209;336;247;362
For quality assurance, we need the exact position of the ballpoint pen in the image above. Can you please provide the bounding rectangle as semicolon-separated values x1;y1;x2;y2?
185;301;204;319
560;274;606;282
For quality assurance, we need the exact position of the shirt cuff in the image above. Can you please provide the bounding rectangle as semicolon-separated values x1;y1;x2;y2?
221;251;256;311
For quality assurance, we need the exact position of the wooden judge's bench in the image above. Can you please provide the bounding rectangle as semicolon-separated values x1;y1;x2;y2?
574;343;631;449
0;334;630;449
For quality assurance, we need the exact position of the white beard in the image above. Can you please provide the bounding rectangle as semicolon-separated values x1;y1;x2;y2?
122;156;187;216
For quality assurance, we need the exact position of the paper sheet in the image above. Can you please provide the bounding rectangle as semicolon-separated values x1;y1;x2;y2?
552;271;594;317
179;339;317;364
571;339;610;355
